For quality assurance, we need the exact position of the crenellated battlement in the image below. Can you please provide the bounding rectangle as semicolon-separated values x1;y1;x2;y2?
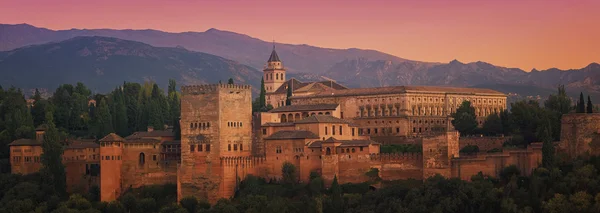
220;156;267;167
369;152;422;161
181;84;252;95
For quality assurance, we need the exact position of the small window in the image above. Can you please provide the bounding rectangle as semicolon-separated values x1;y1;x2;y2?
228;144;232;151
352;148;355;153
325;127;328;135
339;126;343;135
153;155;157;161
360;147;364;151
352;128;355;136
332;125;336;135
234;144;238;151
240;144;243;151
206;144;211;152
262;129;267;135
374;129;378;134
198;144;203;151
341;149;345;153
190;145;195;152
396;128;400;133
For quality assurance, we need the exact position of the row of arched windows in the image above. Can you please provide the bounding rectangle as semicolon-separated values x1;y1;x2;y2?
265;72;285;81
190;144;211;152
102;155;121;161
190;122;210;129
280;112;331;122
227;143;243;151
228;122;243;127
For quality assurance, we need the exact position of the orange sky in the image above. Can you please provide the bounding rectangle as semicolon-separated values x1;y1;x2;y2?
1;0;599;70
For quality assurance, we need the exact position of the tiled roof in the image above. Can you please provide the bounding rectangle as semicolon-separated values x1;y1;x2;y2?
307;137;378;148
264;130;319;140
125;138;161;143
262;122;295;127
8;139;42;146
268;48;281;62
291;85;504;99
125;129;175;139
271;79;347;94
295;115;350;124
99;133;125;142
269;104;339;113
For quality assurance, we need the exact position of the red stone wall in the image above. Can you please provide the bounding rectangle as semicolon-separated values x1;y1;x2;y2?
459;136;508;152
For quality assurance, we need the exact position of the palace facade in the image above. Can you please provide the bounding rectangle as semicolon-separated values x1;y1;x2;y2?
9;47;548;204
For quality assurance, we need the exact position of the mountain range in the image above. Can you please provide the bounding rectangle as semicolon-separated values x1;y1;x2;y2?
1;23;599;102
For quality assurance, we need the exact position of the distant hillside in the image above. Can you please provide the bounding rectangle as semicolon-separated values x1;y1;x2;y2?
324;59;600;101
0;36;261;94
0;23;419;74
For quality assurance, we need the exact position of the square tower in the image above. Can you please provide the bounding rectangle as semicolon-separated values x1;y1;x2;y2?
263;46;286;93
178;84;253;202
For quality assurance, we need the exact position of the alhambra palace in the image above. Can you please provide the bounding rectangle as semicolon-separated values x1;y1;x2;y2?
8;47;595;203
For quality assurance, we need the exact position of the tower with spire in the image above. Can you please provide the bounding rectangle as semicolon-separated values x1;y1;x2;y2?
263;43;286;93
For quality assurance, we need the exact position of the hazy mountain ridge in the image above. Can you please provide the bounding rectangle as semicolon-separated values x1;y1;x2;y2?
0;23;417;74
0;36;262;94
2;23;599;100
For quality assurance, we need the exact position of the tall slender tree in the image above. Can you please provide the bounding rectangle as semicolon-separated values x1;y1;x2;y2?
330;175;343;213
259;77;266;109
578;92;585;113
40;105;67;196
93;98;114;138
587;95;593;113
112;88;128;136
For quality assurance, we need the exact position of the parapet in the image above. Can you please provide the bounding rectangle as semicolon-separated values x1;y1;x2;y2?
181;84;253;95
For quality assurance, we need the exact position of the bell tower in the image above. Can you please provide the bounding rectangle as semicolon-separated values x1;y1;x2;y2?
263;44;286;93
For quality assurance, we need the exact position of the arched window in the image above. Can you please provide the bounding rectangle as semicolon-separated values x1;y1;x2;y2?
326;148;331;155
325;112;331;115
352;148;355;153
228;144;231;151
281;114;287;122
139;153;145;165
346;148;350;153
341;149;345;153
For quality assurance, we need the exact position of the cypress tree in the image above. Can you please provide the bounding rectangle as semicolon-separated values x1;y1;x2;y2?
540;122;554;168
578;92;585;113
587;95;593;113
112;88;128;136
94;98;114;139
228;78;234;84
259;77;266;109
330;175;343;213
40;105;67;196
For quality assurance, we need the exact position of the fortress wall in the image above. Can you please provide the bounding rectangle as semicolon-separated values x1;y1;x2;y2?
369;153;423;180
459;136;507;152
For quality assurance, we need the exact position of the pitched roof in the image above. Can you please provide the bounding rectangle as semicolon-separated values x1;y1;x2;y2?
269;104;339;113
264;130;319;140
262;122;295;127
271;79;348;94
99;133;125;142
295;115;350;124
307;137;378;148
291;85;505;99
8;139;42;146
268;48;281;62
125;138;161;144
125;129;175;139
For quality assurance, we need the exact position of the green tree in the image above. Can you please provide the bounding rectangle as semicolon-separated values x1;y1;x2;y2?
577;92;585;113
123;82;142;133
587;95;593;113
570;191;592;213
482;113;503;136
228;78;234;84
112;88;128;136
260;77;266;109
539;122;554;168
282;162;298;185
330;175;343;213
93;99;114;139
543;194;572;213
40;107;67;196
451;101;478;136
180;196;199;213
286;84;292;106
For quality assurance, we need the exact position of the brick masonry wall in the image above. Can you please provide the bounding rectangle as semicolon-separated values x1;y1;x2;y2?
459;136;508;152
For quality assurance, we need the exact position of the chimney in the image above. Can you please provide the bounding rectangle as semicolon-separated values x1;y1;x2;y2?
147;126;154;132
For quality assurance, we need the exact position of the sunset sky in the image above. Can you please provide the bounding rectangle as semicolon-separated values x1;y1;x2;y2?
1;0;599;70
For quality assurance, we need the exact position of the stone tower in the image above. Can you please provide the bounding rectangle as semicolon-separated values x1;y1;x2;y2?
422;118;459;179
263;45;286;93
99;133;124;202
178;84;253;203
